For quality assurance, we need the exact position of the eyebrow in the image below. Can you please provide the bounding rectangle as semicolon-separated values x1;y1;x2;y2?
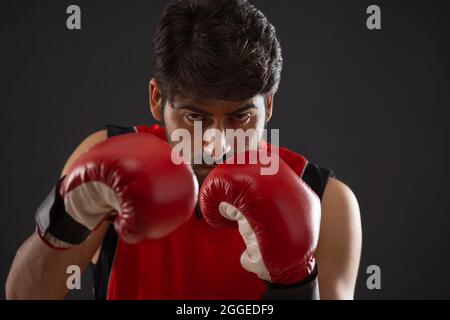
172;104;213;116
172;103;257;116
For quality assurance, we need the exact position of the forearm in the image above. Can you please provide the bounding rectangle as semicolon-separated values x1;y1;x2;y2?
7;232;73;299
318;279;355;300
6;228;103;300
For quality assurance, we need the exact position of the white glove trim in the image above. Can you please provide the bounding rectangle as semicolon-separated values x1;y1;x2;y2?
64;181;120;230
218;202;271;282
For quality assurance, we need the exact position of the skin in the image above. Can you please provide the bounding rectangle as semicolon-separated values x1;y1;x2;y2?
6;78;362;300
149;79;362;299
317;177;362;299
148;79;273;184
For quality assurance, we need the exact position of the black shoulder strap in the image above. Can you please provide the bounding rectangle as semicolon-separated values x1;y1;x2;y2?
105;124;135;137
91;124;135;300
302;162;335;200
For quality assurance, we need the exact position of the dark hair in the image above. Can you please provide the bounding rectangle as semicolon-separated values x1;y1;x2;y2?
152;0;282;104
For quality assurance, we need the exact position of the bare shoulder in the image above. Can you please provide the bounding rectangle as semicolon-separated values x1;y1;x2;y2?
316;177;362;299
321;177;360;222
61;129;108;176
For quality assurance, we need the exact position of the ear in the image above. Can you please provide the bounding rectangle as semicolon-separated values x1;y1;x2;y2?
149;78;162;121
265;94;274;123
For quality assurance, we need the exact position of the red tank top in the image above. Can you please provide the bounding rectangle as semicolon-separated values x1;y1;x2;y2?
106;125;308;299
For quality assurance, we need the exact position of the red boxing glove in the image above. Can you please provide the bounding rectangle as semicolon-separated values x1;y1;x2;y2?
61;133;197;244
199;152;320;284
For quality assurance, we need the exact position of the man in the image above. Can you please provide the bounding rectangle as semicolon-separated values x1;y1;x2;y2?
6;0;361;299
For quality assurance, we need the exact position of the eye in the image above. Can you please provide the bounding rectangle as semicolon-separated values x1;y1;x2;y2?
231;113;251;123
185;113;203;123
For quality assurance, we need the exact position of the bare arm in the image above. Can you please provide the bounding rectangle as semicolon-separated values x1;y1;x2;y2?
6;130;109;299
316;177;362;299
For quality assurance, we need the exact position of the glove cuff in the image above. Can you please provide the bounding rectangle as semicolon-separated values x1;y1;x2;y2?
35;176;91;248
262;263;320;300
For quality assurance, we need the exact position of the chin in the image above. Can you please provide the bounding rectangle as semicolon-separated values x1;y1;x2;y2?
193;166;214;185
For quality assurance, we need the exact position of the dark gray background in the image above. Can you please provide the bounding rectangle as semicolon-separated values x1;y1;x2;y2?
1;0;449;299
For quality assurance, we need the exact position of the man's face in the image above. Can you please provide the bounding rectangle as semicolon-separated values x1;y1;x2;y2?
150;82;272;184
165;95;271;183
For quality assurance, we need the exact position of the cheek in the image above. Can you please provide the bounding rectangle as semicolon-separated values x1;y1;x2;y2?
226;116;266;154
163;111;182;145
242;113;266;133
164;109;187;133
254;114;267;130
164;116;197;156
257;107;268;125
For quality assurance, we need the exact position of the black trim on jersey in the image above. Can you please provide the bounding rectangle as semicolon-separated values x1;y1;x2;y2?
91;124;334;300
302;163;335;200
105;124;136;136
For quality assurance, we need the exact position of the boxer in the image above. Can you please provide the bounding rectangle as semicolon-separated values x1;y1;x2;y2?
6;0;361;300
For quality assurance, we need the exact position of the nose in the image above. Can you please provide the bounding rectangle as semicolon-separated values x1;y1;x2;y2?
203;128;231;163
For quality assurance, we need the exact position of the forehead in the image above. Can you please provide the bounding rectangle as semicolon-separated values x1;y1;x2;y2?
172;95;266;113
